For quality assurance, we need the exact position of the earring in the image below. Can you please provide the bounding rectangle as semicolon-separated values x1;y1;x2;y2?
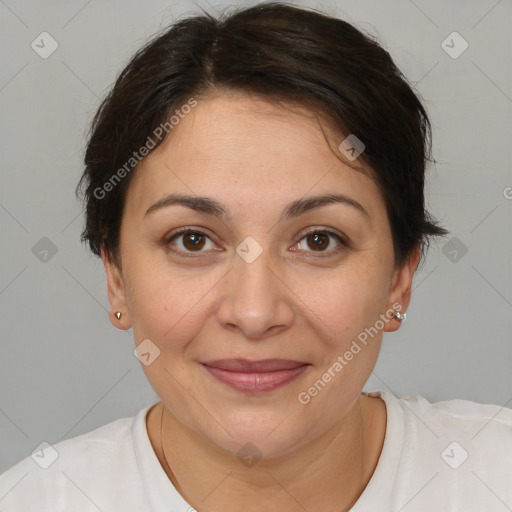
115;311;122;320
394;311;406;322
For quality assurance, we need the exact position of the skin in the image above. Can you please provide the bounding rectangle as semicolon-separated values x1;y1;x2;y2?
102;90;419;511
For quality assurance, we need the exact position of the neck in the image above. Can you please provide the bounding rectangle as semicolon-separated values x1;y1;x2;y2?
147;395;386;512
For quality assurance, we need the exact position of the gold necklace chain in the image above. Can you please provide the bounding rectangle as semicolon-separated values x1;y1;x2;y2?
159;403;184;495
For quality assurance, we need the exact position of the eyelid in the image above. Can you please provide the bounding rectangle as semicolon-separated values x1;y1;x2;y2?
164;227;217;257
291;227;348;257
298;226;348;245
165;226;211;242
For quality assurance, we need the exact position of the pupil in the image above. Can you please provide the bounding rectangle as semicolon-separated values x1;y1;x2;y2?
185;233;204;250
309;233;327;251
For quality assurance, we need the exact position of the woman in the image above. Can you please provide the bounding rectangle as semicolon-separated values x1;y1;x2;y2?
1;2;511;510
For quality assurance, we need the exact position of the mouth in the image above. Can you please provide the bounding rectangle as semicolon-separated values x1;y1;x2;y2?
200;359;311;393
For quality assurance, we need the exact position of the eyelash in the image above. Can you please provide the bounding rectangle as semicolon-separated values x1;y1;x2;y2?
164;227;348;258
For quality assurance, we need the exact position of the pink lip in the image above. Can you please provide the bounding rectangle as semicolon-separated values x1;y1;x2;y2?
200;359;310;393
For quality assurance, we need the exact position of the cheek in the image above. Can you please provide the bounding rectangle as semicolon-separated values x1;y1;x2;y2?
295;261;390;351
125;259;220;348
295;268;387;420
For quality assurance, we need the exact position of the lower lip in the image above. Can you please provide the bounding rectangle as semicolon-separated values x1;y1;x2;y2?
202;364;309;393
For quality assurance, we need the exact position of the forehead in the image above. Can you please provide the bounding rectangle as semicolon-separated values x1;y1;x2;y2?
125;91;384;220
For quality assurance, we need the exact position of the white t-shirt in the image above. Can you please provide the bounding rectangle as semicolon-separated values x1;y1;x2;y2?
1;390;511;511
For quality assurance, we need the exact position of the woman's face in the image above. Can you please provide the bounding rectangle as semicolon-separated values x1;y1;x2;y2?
104;91;417;458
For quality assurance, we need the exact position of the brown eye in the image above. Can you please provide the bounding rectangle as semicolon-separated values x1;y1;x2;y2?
294;229;347;255
166;229;214;255
182;232;206;251
306;232;330;251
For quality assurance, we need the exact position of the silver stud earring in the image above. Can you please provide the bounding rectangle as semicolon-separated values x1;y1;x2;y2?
115;311;122;320
394;311;406;322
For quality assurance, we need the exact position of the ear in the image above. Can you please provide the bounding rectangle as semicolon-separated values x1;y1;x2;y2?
101;247;131;330
383;244;420;332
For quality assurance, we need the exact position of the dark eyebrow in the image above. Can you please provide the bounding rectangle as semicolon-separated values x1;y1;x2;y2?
144;193;369;220
281;193;369;220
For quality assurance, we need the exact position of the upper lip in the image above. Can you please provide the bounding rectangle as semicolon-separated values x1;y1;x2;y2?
200;359;309;372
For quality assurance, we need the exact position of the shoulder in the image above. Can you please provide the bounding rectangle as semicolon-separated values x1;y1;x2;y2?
370;388;512;427
393;391;512;437
371;390;512;508
380;390;512;454
0;406;152;511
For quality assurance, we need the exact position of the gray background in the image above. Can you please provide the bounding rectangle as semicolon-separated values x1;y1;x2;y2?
1;0;511;474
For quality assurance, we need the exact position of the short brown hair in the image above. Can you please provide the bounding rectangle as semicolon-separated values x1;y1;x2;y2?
77;1;449;268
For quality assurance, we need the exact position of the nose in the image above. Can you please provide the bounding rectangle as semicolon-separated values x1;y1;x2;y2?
216;243;295;341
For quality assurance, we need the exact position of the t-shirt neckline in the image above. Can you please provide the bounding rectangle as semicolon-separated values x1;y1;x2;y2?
132;390;405;510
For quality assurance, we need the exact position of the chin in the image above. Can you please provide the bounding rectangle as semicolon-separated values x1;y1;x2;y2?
197;410;316;461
